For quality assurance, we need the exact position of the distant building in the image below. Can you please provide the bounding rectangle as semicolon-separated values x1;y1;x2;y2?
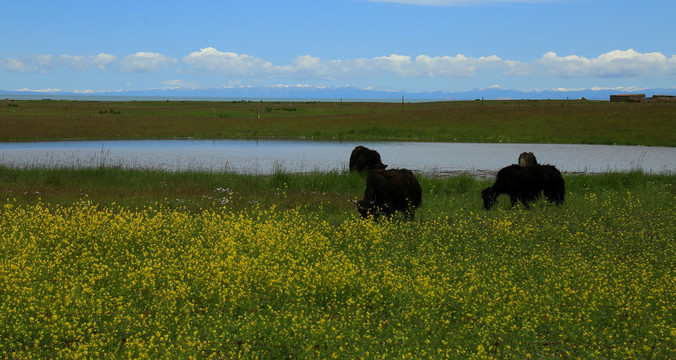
650;95;676;102
610;94;646;102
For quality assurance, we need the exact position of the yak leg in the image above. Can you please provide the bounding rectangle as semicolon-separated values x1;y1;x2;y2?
382;203;394;219
404;208;415;220
519;193;533;208
520;199;531;209
544;189;563;205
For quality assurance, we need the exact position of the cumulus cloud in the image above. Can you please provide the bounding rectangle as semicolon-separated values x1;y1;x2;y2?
160;79;202;89
411;54;528;77
0;53;116;73
535;49;676;78
118;52;174;73
295;49;674;81
15;87;63;93
313;54;525;78
2;48;675;87
0;55;54;73
178;48;530;81
182;47;281;76
0;57;33;73
291;55;323;74
59;53;117;71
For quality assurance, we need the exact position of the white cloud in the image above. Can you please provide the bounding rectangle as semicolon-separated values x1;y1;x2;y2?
282;53;529;79
182;47;279;76
0;58;32;73
174;48;676;82
179;49;528;81
292;55;323;72
535;49;676;78
0;53;116;73
412;54;529;77
0;55;53;73
118;52;174;73
16;88;63;93
90;53;117;70
160;79;202;89
2;48;675;90
58;54;117;71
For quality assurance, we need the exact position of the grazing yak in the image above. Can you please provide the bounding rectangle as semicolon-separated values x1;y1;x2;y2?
518;152;538;167
352;169;422;219
349;145;387;173
481;164;565;210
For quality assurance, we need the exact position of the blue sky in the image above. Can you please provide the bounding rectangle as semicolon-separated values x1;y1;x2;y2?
2;0;675;96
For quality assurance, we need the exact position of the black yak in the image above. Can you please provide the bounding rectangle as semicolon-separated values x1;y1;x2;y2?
352;169;422;219
518;152;538;167
482;164;565;209
349;145;387;173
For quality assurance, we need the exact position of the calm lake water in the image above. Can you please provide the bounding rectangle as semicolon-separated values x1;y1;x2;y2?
1;139;674;177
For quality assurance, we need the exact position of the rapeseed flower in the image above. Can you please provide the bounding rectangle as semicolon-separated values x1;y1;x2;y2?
0;192;673;358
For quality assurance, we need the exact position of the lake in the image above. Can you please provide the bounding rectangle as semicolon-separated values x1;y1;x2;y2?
1;139;674;177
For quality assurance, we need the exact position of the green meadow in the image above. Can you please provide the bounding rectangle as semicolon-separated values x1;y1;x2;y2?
1;100;675;358
2;99;675;145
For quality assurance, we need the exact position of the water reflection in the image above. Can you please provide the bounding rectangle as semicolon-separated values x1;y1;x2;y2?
1;139;674;176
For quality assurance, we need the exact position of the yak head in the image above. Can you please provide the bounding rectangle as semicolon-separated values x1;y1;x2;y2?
374;162;387;170
481;187;498;210
351;199;379;219
518;152;537;167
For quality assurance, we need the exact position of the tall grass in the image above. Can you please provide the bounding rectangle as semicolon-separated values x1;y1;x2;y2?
2;166;674;215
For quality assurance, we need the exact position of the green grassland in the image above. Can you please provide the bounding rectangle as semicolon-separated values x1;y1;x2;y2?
1;99;675;358
2;99;675;145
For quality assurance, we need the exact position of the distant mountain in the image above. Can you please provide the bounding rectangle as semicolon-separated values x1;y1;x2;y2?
2;86;674;101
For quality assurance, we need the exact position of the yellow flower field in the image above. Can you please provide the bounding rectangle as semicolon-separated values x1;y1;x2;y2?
1;193;674;359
